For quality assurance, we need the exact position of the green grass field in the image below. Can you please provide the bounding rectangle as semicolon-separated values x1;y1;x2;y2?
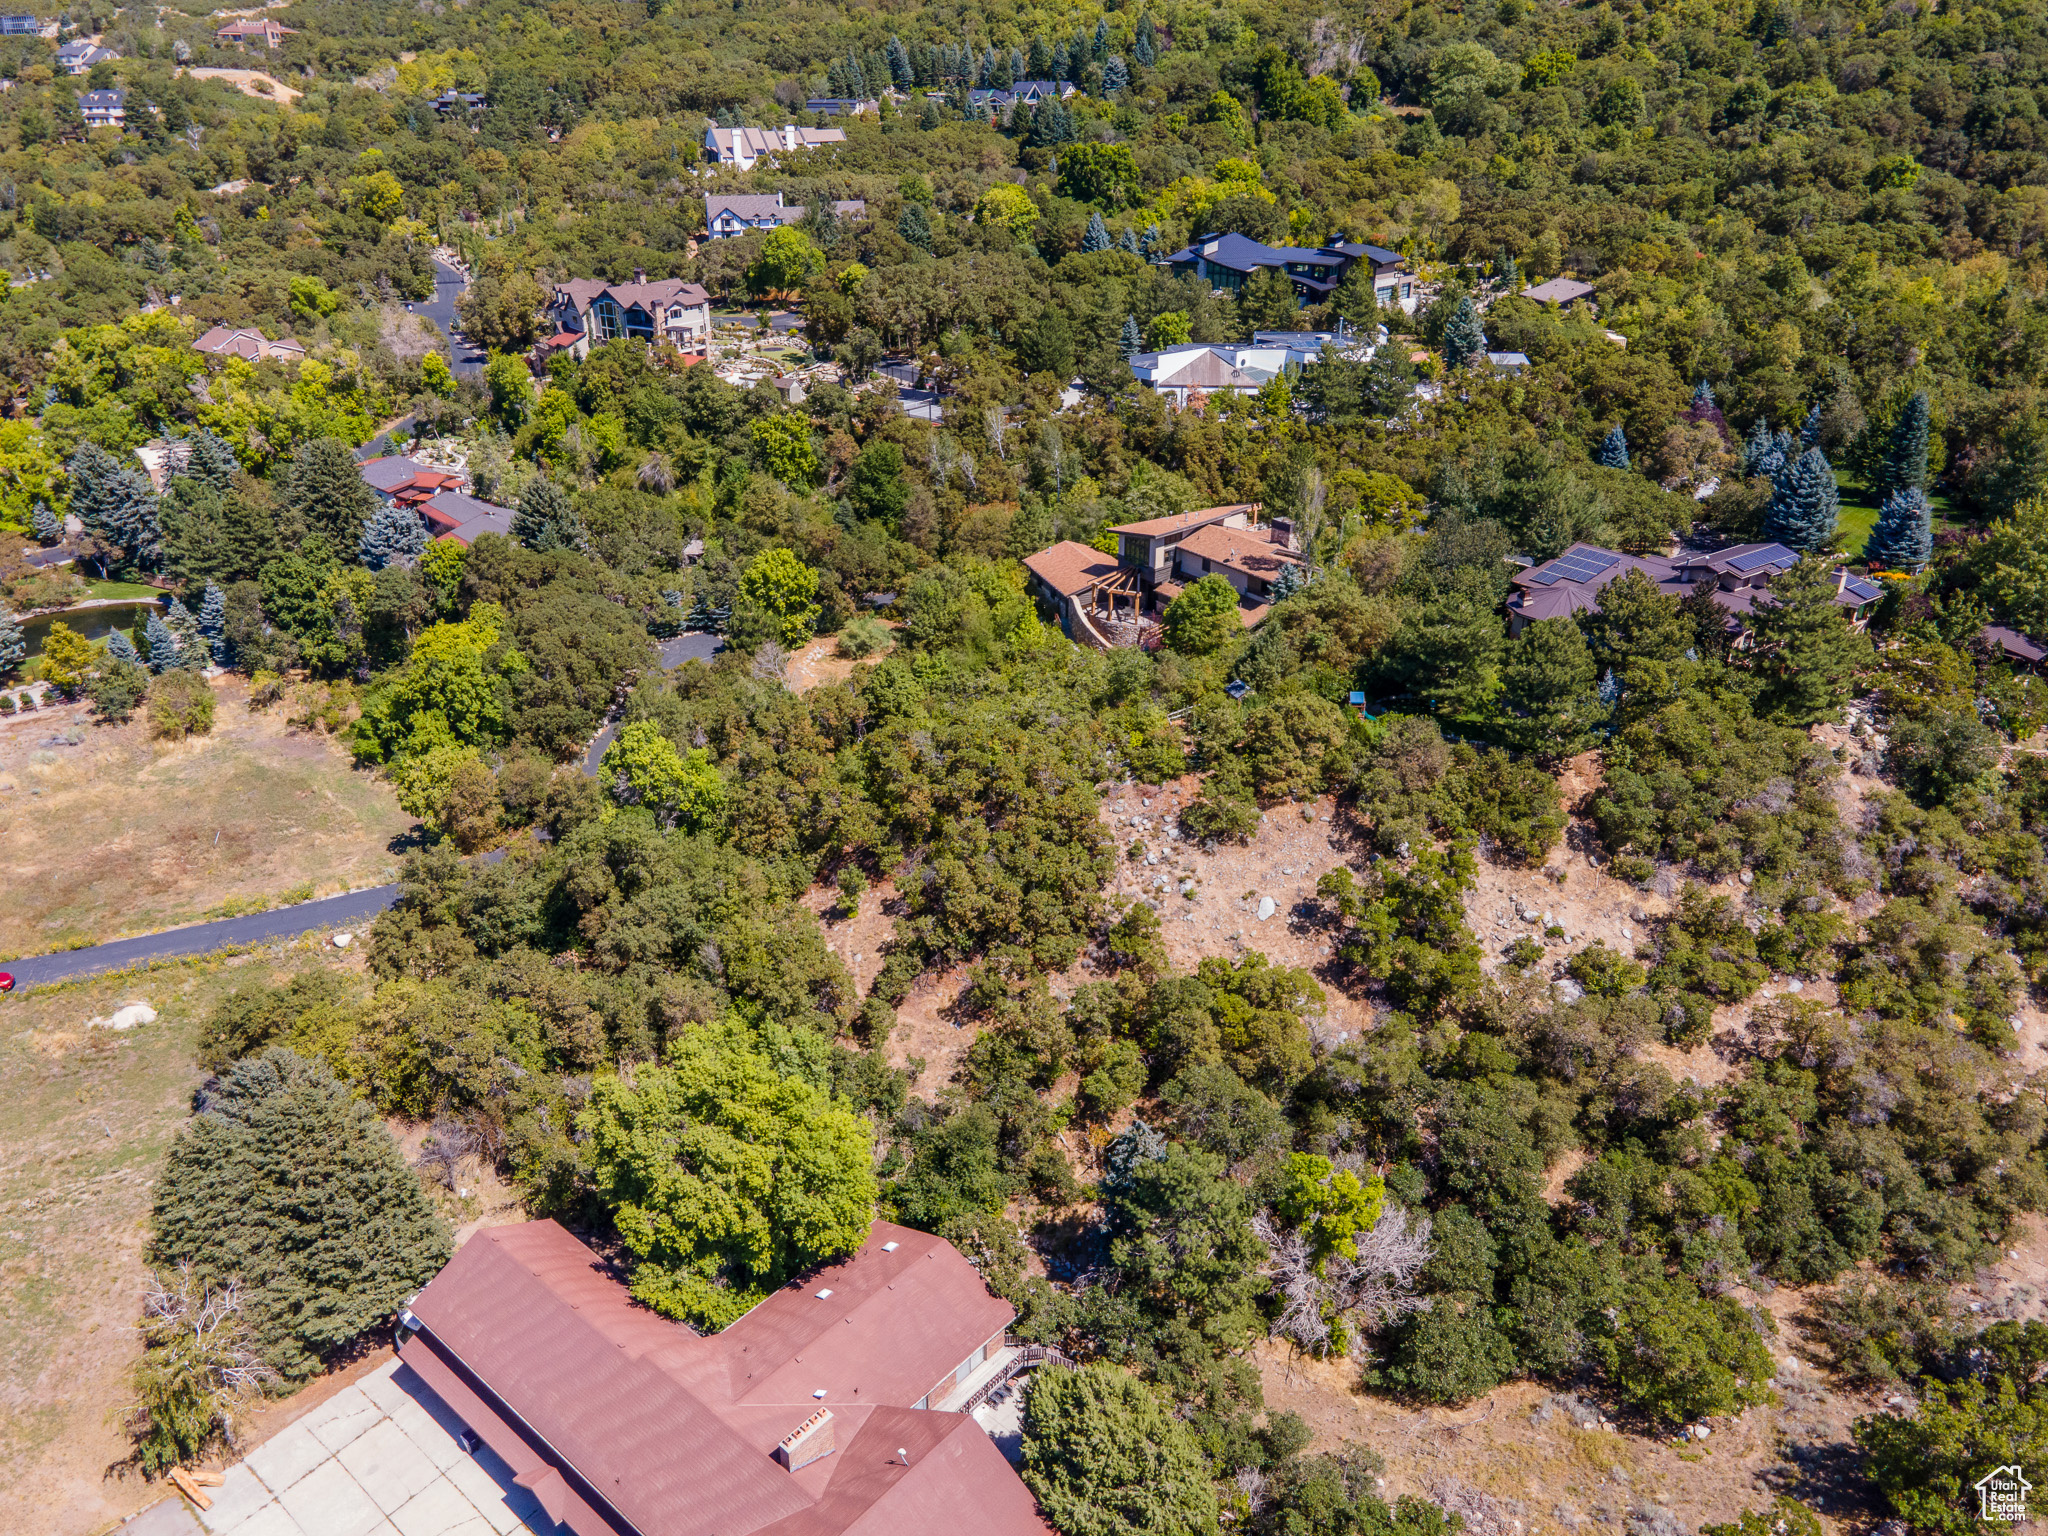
81;579;165;601
1834;474;1968;561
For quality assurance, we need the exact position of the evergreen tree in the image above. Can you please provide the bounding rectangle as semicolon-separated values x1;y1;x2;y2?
359;500;428;570
0;608;21;676
166;597;205;666
186;430;240;491
1052;42;1069;83
1140;223;1161;255
1498;616;1607;759
1746;555;1870;725
1270;562;1310;602
1120;314;1144;361
1497;252;1521;291
1800;402;1823;447
1880;390;1932;496
1865;485;1935;571
898;202;933;251
885;34;913;88
1692;380;1717;410
1134;14;1157;66
512;477;583;551
1092;18;1110;60
197;583;229;662
68;442;161;571
1028;35;1053;77
1763;447;1842;552
1082;211;1113;253
1022;1363;1218;1536
1440;296;1488;371
1597;424;1631;470
1119;226;1141;255
105;628;142;667
31;500;61;544
1743;418;1778;477
1102;53;1130;93
1010;46;1025;80
283;437;378;554
149;1049;452;1380
66;441;124;530
146;611;182;672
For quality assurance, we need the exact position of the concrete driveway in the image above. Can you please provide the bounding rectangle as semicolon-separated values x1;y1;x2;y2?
120;1358;552;1536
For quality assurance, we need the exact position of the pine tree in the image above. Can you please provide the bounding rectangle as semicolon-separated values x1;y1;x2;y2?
186;430;240;491
165;597;205;666
146;610;182;672
1498;615;1607;759
1028;35;1052;77
1082;211;1113;253
1052;42;1070;82
512;477;583;551
1597;424;1631;470
359;500;428;570
1763;447;1842;553
1440;296;1488;371
1497;253;1520;291
1092;17;1110;60
1120;314;1144;361
1141;223;1160;255
1270;562;1310;602
886;35;913;88
1746;555;1870;725
1800;402;1822;447
1101;53;1130;93
1118;226;1140;255
1880;390;1932;496
1865;485;1934;571
105;628;142;667
31;500;61;544
66;441;124;530
283;437;378;554
1135;14;1157;66
1692;380;1717;411
1744;418;1781;478
149;1049;451;1381
0;608;22;676
197;583;229;662
898;203;933;251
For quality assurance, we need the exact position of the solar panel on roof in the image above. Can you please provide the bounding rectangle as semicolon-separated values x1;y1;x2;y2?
1728;545;1793;573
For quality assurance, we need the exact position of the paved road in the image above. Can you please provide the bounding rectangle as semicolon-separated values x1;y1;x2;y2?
418;258;487;378
5;634;724;989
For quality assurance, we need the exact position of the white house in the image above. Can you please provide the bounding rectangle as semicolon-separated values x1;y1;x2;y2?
78;86;124;127
704;192;804;238
702;123;846;171
56;39;115;74
1129;329;1380;409
548;273;711;357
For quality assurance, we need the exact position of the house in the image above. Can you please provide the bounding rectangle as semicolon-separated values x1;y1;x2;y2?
549;272;711;359
956;80;1074;114
702;123;847;171
1485;350;1531;373
1521;277;1596;307
394;1219;1051;1536
214;17;295;49
55;39;115;74
191;325;305;362
0;14;43;36
805;97;877;116
1506;540;1882;646
429;91;486;115
704;192;806;238
1160;231;1417;313
78;87;124;127
1022;541;1134;646
1129;332;1370;408
360;454;468;507
1983;624;2048;672
420;490;514;545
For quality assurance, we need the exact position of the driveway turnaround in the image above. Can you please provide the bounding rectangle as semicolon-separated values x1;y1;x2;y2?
120;1357;551;1536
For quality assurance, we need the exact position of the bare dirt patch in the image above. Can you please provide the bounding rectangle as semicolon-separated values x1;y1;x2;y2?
0;678;415;955
179;65;303;102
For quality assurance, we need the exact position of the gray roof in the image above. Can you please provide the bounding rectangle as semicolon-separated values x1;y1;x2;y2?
1521;278;1596;304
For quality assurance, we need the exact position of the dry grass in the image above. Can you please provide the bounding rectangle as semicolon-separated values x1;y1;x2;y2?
0;677;416;957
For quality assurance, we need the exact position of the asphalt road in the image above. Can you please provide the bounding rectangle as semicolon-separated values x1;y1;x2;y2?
419;257;488;378
4;634;725;990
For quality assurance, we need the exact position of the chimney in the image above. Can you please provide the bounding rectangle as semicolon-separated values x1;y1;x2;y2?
1271;516;1296;551
1836;568;1848;593
774;1409;836;1471
633;267;646;285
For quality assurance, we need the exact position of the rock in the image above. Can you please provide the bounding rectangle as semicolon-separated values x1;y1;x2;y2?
99;1003;158;1031
1257;896;1277;921
1145;853;1158;865
1739;869;1754;886
1786;978;1803;993
1554;978;1584;1004
1620;925;1631;939
332;931;353;949
1693;1424;1711;1440
1540;911;1552;926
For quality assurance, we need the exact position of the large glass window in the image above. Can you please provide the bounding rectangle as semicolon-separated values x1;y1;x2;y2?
592;298;621;342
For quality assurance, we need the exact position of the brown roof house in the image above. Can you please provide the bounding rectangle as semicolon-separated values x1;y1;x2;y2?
550;273;711;360
395;1219;1051;1536
215;17;296;48
193;325;306;362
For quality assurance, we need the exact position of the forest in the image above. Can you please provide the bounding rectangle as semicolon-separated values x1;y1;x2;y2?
10;0;2048;1530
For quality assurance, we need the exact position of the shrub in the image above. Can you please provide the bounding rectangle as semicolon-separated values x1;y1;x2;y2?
148;669;217;740
836;613;892;659
121;1265;277;1476
90;659;151;724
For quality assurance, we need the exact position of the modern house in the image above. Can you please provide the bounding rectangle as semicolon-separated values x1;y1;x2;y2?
359;454;468;508
1520;277;1596;307
191;325;305;362
1506;540;1882;646
55;39;115;74
548;273;711;358
420;489;514;545
394;1219;1051;1536
1160;232;1416;313
1128;330;1372;408
78;87;124;127
429;90;486;115
214;17;295;49
702;123;847;171
1025;502;1301;645
804;96;877;116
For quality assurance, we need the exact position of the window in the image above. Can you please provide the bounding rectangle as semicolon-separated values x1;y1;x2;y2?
591;298;622;342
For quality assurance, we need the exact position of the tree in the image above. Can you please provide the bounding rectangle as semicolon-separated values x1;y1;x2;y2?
1865;486;1934;571
1239;266;1301;332
1497;617;1606;758
284;438;378;554
511;477;583;552
121;1265;276;1476
749;413;822;490
359;500;427;570
1591;1273;1775;1426
150;1048;451;1380
1060;144;1140;208
747;226;825;298
1120;315;1143;362
455;269;547;353
90;656;151;722
146;611;182;673
484;353;534;431
186;430;239;490
69;443;160;573
353;605;525;762
1441;296;1487;371
1101;53;1130;92
579;1022;878;1330
37;621;96;692
0;608;21;677
149;669;217;739
974;183;1041;240
846;439;910;525
1082;211;1113;253
737;548;822;648
197;583;228;663
1597;424;1630;470
1745;555;1870;725
898;202;933;252
1762;447;1840;552
599;720;727;830
31;500;61;543
1879;389;1932;497
1163;575;1242;656
1021;1364;1220;1536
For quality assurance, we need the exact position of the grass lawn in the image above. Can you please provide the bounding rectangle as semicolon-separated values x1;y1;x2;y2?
0;948;365;1536
1835;475;1972;562
0;677;416;957
81;579;164;602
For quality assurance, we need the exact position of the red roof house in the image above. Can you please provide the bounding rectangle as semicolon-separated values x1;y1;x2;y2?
396;1219;1049;1536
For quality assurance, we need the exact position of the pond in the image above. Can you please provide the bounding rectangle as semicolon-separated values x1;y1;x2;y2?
20;600;162;658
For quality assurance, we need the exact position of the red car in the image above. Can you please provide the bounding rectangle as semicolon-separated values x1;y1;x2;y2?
0;972;13;993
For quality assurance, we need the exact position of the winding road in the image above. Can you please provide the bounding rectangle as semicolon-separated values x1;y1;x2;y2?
3;633;724;990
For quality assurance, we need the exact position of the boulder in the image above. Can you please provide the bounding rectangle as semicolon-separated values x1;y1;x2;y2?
1256;896;1276;921
332;931;354;949
102;1002;157;1030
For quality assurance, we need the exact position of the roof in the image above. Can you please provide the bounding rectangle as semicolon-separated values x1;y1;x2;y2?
1177;521;1302;585
1682;542;1800;579
1152;350;1266;392
1486;351;1530;368
80;88;123;107
420;490;511;537
1522;278;1596;305
707;194;802;225
556;277;710;313
359;455;439;492
1986;625;2047;664
1109;503;1258;539
400;1220;1044;1536
1023;540;1123;598
1511;542;1678;622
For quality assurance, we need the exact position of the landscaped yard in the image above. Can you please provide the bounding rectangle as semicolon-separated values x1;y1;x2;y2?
1835;472;1968;560
0;677;417;957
